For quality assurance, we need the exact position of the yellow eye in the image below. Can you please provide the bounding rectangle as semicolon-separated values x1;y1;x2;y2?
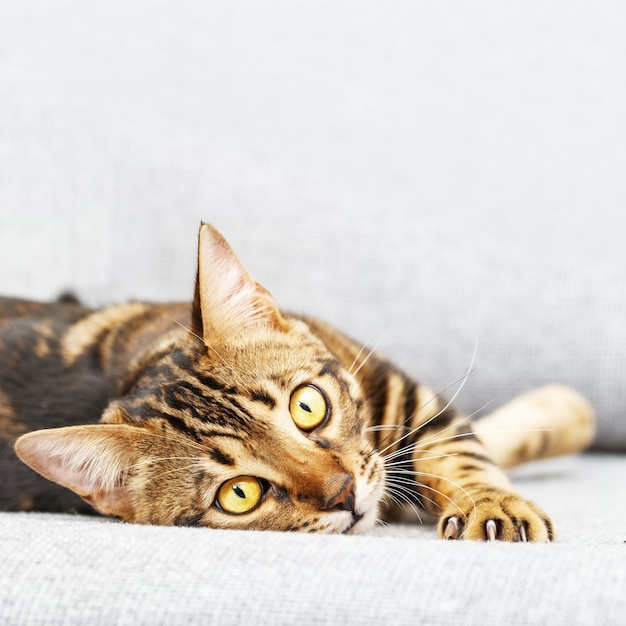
217;477;263;514
289;385;328;431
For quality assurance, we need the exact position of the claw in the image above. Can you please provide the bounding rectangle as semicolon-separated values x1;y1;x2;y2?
444;517;460;540
520;524;528;543
486;519;497;542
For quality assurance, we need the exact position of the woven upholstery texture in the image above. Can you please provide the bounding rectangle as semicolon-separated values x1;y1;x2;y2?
2;455;625;626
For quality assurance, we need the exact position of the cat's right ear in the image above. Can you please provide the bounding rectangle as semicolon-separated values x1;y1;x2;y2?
14;425;143;519
191;224;289;341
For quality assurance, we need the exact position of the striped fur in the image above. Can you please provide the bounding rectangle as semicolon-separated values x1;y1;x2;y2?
0;225;594;540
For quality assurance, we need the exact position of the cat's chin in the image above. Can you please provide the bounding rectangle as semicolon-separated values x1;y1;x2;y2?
343;508;378;535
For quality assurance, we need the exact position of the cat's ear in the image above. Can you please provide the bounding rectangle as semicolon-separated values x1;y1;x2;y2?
14;425;142;519
191;223;289;340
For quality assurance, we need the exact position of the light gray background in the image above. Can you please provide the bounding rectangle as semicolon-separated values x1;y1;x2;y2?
1;1;625;448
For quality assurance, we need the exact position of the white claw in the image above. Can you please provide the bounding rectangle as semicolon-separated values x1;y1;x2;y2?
444;517;460;540
486;519;497;542
520;524;528;542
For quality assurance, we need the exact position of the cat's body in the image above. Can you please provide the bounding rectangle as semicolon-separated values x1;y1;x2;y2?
0;225;595;540
0;296;191;514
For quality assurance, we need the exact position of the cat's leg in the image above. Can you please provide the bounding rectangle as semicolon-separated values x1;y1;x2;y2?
392;384;593;541
406;411;554;542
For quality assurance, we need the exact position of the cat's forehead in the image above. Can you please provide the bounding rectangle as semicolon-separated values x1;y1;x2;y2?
193;320;346;383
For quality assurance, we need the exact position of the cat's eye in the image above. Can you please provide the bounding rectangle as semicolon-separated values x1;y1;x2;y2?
216;476;263;514
289;384;328;431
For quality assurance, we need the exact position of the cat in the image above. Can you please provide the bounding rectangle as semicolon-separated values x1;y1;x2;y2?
0;224;595;540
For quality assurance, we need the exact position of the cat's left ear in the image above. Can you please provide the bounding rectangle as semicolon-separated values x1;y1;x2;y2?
14;425;143;519
191;224;290;340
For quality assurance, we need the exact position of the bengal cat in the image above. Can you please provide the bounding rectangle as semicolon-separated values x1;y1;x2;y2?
0;224;594;540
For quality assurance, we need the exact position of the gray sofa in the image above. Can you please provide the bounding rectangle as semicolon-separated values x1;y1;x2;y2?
1;2;625;624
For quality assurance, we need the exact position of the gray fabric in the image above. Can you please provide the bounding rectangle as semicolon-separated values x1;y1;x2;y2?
2;454;625;625
0;1;625;450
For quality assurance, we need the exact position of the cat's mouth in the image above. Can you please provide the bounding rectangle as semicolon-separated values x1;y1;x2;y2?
342;505;382;535
342;512;364;534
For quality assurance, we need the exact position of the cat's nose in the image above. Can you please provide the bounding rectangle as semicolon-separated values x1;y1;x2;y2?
322;474;356;512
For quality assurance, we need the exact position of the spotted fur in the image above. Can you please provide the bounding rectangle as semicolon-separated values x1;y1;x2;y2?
0;225;595;540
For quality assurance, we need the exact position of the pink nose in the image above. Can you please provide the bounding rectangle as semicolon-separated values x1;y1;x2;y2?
322;474;356;512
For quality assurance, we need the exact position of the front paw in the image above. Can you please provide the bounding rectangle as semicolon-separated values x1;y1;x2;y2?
438;490;554;542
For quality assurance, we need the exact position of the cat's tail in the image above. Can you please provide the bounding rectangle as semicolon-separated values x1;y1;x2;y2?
472;385;596;469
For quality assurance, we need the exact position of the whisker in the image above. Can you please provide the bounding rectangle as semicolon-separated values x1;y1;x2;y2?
373;349;480;454
381;398;497;465
410;426;555;454
386;478;441;513
411;471;474;516
383;480;424;523
173;319;203;344
384;452;458;465
351;336;384;378
366;424;404;433
414;398;495;450
381;491;406;514
386;474;465;517
174;319;246;387
374;343;478;458
386;434;476;459
347;336;374;376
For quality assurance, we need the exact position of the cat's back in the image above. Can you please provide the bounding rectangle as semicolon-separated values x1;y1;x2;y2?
0;293;92;355
0;294;108;434
0;293;88;321
0;295;110;512
0;294;92;375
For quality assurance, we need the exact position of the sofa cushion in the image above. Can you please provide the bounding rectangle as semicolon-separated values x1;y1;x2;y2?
1;454;624;625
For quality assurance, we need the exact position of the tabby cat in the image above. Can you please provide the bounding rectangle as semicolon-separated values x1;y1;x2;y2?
0;224;594;540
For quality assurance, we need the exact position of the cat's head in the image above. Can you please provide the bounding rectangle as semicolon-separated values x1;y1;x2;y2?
15;224;386;533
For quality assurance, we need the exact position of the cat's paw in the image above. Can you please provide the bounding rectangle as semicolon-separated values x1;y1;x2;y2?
437;490;554;542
